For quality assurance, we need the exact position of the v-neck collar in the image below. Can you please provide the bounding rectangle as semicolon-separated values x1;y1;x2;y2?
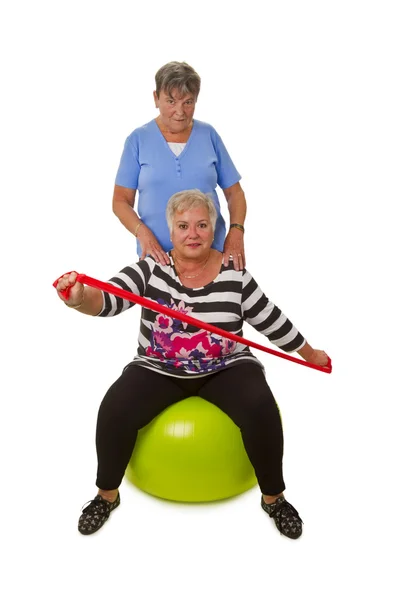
152;119;197;160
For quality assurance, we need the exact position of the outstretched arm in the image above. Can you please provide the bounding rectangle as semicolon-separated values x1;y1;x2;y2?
242;270;329;367
55;259;151;318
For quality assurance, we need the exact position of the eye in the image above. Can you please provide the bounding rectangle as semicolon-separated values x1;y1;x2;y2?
178;224;187;229
199;223;208;228
185;100;193;105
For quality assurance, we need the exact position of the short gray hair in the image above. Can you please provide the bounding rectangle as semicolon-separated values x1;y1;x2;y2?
166;190;217;233
155;62;201;99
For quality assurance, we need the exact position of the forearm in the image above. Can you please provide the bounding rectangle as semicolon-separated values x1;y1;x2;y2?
113;201;141;236
297;342;314;361
70;287;103;316
112;186;140;237
227;188;247;226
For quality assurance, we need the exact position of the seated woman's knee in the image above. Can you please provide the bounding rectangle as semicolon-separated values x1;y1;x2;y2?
233;392;279;429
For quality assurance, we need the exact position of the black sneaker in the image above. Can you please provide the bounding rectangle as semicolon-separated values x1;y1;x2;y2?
78;493;120;535
261;495;303;539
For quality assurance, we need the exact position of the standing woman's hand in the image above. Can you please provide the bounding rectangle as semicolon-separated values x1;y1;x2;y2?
113;185;170;265
223;227;245;270
137;224;170;265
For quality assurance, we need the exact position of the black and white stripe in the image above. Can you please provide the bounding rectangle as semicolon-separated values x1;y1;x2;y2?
98;254;306;378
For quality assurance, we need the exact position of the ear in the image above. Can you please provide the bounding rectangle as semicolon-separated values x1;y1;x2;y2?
153;90;159;107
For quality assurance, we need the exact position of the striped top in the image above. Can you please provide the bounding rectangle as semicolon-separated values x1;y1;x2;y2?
98;254;306;378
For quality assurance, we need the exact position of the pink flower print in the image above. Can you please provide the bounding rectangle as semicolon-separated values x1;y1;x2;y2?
145;346;165;360
194;331;224;358
171;300;194;330
173;360;184;368
152;330;173;352
163;331;194;359
155;314;174;334
163;330;226;360
220;336;237;355
147;297;238;371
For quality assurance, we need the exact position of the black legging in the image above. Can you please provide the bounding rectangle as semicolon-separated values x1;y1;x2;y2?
95;362;285;495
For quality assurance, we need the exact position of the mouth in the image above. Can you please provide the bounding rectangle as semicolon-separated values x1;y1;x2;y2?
186;243;201;248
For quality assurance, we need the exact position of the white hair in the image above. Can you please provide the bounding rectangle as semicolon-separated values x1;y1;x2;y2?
166;189;217;233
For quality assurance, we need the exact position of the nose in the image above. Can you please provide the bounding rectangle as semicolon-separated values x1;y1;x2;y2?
174;103;185;116
188;226;199;238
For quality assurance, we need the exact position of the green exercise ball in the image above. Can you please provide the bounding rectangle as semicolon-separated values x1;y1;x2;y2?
125;396;257;502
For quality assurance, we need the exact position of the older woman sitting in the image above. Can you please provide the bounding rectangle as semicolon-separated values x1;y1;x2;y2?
56;190;329;539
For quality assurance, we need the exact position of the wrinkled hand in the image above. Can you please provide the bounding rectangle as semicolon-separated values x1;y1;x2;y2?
55;271;83;306
223;229;245;270
137;224;170;265
308;349;330;367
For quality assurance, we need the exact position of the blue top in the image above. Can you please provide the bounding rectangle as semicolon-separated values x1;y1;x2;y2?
115;119;241;255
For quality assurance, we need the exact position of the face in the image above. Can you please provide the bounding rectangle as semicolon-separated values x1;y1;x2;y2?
171;205;214;260
154;88;196;134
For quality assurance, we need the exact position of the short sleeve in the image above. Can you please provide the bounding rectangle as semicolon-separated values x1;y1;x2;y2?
115;135;140;189
211;128;241;190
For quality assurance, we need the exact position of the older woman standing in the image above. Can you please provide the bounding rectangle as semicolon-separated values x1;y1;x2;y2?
56;190;329;539
112;61;247;271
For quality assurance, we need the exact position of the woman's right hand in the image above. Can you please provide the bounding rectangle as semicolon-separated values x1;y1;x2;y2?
137;224;170;265
55;271;84;306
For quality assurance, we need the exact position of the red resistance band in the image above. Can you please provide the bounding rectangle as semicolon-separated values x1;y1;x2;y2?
53;272;332;375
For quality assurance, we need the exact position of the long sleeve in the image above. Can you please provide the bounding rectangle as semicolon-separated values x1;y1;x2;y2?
241;269;306;353
98;258;153;317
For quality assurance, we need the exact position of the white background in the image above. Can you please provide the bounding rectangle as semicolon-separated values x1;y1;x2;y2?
1;1;399;598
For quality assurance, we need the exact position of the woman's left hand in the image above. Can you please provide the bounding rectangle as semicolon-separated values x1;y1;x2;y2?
223;228;245;270
297;343;330;367
308;349;330;367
